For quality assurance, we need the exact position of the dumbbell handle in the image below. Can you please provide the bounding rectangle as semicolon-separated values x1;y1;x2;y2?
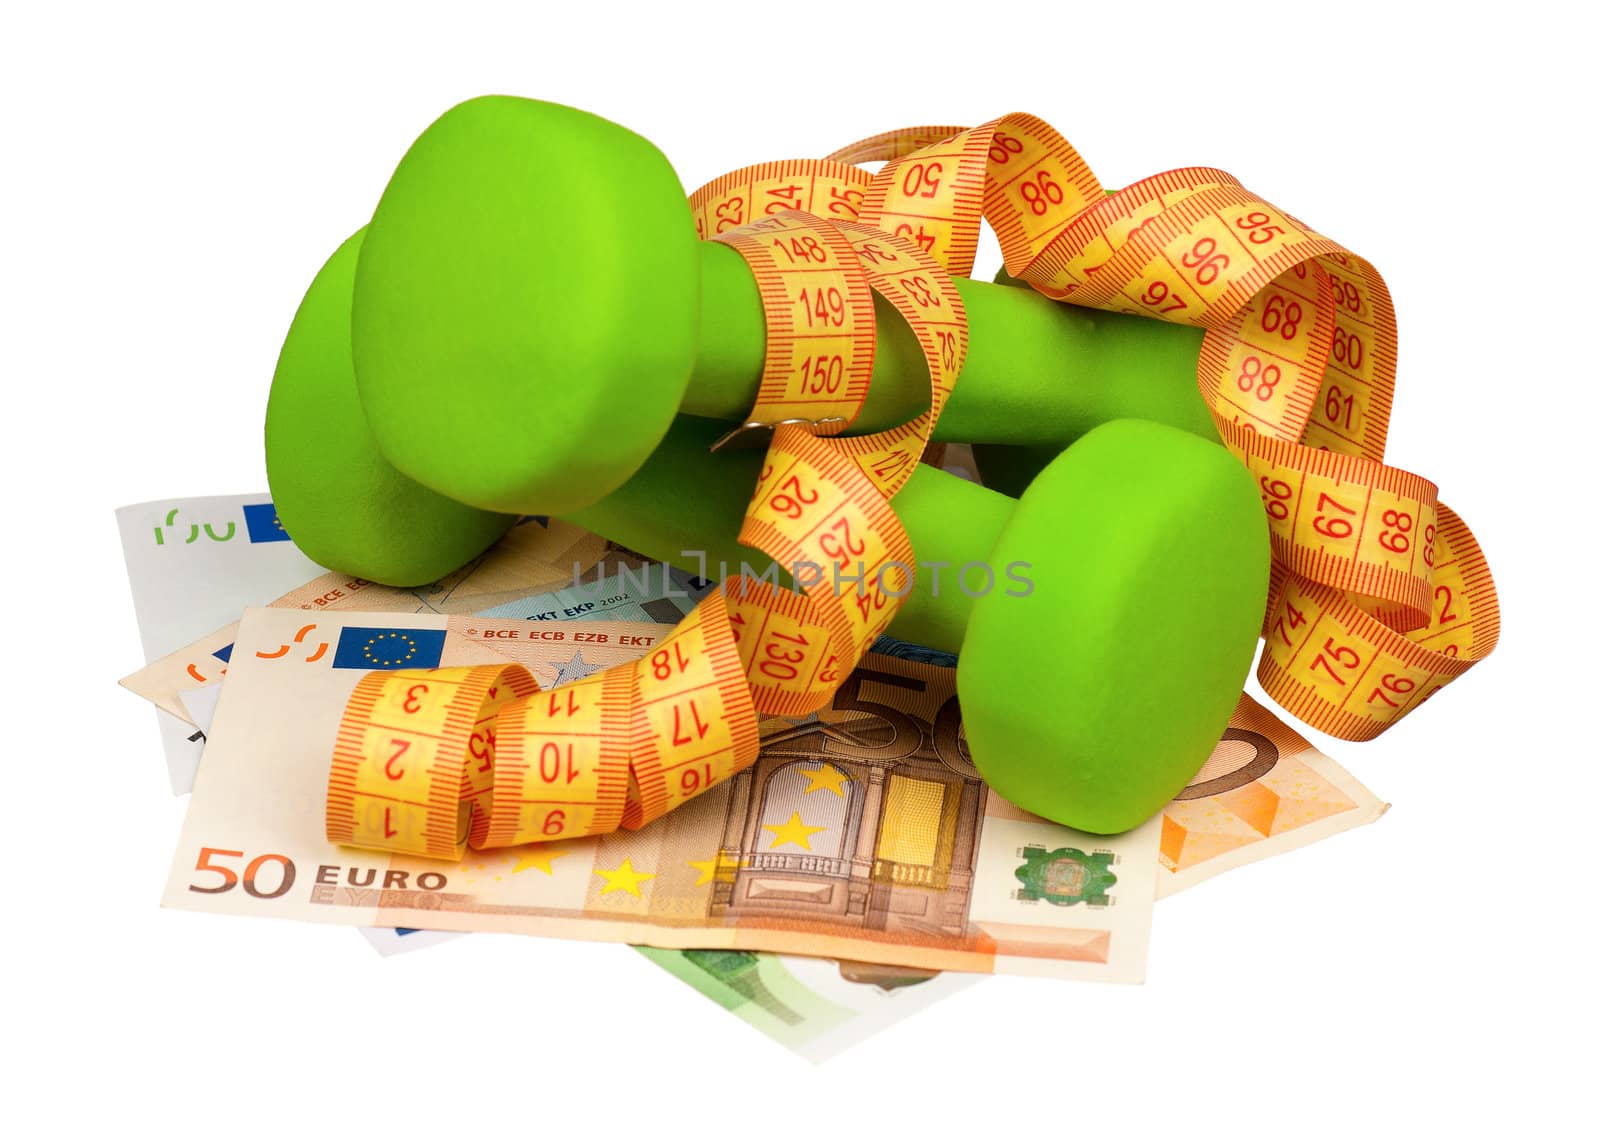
691;242;1217;445
568;413;1020;653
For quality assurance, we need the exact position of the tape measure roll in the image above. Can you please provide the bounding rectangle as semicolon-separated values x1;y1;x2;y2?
327;110;1499;863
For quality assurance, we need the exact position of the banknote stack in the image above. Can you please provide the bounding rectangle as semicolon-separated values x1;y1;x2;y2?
119;492;1387;1062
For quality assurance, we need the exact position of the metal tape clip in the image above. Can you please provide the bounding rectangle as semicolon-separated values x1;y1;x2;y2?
708;416;849;452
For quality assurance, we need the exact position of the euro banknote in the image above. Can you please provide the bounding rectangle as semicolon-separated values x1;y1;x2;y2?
164;607;1161;981
116;495;327;790
120;517;610;731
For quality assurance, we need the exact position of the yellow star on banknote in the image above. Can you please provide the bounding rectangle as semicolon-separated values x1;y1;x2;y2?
509;844;568;875
798;762;848;796
686;858;719;887
764;811;825;851
594;858;654;897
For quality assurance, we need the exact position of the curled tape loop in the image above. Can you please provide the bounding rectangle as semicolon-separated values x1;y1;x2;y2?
807;112;1497;738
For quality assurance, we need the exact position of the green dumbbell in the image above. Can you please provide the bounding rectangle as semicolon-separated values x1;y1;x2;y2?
579;414;1268;833
345;95;1219;543
266;230;1269;833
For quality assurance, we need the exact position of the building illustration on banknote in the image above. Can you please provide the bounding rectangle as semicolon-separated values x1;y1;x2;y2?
706;677;990;936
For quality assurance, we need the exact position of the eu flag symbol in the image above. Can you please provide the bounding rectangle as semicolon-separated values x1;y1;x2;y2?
243;502;292;544
331;626;447;670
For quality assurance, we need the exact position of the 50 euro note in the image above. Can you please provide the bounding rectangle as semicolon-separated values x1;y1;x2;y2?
164;607;1161;982
176;675;1378;899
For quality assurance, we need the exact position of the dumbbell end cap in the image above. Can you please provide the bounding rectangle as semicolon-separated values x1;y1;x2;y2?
960;419;1270;834
351;95;701;515
266;229;516;586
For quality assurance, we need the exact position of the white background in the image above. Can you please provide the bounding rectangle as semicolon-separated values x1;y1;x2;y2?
2;3;1592;1144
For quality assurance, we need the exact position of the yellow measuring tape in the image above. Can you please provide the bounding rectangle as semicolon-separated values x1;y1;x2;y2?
327;112;1499;861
